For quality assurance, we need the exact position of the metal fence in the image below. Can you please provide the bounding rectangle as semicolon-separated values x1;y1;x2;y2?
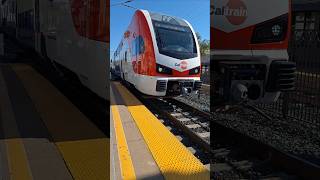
258;30;320;128
201;69;210;85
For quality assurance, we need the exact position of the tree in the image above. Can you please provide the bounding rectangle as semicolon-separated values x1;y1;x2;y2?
196;32;210;55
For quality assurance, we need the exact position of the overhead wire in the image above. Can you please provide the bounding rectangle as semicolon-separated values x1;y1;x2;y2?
110;0;134;7
110;0;137;9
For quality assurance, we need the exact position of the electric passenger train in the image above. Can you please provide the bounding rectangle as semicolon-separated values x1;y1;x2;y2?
111;10;202;97
211;0;296;106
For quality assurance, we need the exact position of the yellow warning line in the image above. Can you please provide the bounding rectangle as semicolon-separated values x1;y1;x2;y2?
113;82;209;180
6;139;33;180
0;65;33;180
111;105;136;180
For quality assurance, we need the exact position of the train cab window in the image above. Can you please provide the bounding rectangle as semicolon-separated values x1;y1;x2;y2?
153;21;197;59
150;13;197;60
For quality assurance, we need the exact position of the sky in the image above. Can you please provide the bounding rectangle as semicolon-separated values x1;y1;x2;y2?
110;0;210;54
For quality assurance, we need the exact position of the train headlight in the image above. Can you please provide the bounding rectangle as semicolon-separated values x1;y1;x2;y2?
251;14;288;44
272;25;281;36
156;64;172;75
189;66;201;75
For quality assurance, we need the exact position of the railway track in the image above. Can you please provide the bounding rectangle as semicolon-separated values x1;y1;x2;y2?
147;98;211;150
212;113;320;179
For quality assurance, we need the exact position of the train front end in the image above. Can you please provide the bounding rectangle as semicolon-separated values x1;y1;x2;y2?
211;0;296;106
140;11;202;97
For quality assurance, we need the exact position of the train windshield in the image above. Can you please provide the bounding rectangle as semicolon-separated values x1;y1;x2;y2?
150;13;197;59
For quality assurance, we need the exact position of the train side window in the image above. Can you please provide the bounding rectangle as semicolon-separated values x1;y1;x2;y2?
131;40;136;56
135;38;139;55
138;36;145;54
125;52;127;62
131;36;145;56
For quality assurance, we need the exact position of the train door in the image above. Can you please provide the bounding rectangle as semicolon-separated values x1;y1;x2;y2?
122;52;126;80
34;0;41;53
56;0;74;66
136;20;142;77
45;0;59;61
126;45;133;83
37;0;49;57
123;51;128;80
16;0;35;48
120;51;124;79
123;41;133;83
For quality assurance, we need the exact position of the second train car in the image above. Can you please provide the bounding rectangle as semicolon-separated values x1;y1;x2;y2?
111;10;202;97
0;0;109;99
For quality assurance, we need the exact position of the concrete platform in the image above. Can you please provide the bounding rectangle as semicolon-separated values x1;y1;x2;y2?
0;63;109;180
110;81;209;180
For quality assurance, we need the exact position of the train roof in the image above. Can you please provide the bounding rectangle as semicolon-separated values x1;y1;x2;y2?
148;11;189;27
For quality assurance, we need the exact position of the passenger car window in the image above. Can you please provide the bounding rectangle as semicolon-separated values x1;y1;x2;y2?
131;36;145;56
138;36;145;54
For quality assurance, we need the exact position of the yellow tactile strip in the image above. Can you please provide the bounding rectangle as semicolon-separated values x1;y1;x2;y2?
12;64;109;180
0;67;33;180
56;139;109;180
111;104;136;180
113;82;210;180
6;139;33;180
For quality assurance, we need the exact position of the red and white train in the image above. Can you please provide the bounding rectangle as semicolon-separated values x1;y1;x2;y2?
111;10;202;96
0;0;109;99
211;0;296;106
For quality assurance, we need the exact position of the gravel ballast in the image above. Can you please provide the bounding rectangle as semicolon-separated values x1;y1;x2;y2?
176;92;320;165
